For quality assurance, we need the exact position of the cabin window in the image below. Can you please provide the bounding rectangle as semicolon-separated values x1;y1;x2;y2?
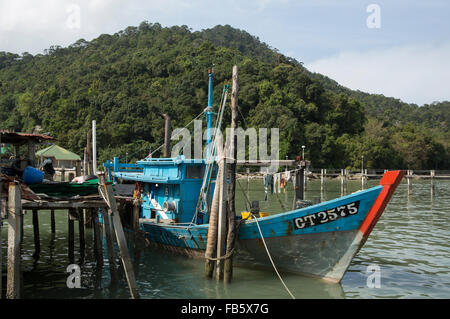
186;166;204;179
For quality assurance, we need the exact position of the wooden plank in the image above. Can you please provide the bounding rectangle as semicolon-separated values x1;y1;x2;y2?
102;182;140;298
6;182;22;299
101;208;119;285
22;200;107;209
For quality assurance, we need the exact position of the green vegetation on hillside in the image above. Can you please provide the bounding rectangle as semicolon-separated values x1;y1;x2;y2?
0;22;448;169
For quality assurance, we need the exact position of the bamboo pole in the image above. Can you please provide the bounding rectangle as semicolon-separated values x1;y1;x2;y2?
204;159;222;278
6;182;22;299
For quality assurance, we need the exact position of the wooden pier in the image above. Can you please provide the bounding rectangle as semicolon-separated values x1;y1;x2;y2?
0;176;142;299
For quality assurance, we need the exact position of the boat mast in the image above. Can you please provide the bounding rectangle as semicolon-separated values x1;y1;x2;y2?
205;66;214;161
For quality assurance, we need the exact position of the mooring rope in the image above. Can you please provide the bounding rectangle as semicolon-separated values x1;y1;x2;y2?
251;214;296;299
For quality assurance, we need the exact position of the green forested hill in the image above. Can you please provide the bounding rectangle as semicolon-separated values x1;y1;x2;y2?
0;22;448;169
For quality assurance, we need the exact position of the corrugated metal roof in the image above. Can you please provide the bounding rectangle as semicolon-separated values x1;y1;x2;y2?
36;144;81;161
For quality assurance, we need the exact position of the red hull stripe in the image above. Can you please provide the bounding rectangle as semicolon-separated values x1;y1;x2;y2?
359;170;405;237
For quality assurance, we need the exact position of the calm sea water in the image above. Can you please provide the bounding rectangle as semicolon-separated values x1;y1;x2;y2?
1;177;449;299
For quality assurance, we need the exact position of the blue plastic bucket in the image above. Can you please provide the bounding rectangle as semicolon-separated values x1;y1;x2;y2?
22;166;44;185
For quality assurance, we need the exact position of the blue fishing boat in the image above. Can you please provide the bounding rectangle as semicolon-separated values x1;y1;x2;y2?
104;69;404;283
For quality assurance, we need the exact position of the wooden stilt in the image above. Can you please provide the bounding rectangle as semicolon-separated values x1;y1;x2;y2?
32;209;40;260
101;179;140;299
216;160;227;281
92;208;103;267
132;203;141;276
6;182;22;299
102;208;119;285
225;64;238;283
50;209;55;233
0;179;3;299
68;209;75;264
78;208;85;263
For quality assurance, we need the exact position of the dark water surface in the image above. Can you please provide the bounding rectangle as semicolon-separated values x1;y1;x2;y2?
1;178;449;299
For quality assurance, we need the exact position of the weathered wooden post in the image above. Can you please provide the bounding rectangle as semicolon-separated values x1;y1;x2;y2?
216;160;228;281
68;208;76;264
27;140;36;167
246;168;250;211
224;64;238;283
161;113;172;157
50;209;56;233
0;178;2;299
91;208;103;267
407;170;412;195
78;208;85;262
430;169;435;197
101;207;119;285
32;209;40;260
7;182;22;299
101;177;140;299
132;202;141;275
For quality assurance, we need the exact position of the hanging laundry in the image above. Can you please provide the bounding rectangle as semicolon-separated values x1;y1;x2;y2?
280;172;287;191
274;173;281;193
264;173;273;200
285;170;291;182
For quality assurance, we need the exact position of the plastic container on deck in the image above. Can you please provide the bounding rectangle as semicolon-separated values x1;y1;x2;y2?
22;166;44;185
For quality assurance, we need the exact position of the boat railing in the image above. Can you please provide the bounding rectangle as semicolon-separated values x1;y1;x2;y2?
104;157;144;182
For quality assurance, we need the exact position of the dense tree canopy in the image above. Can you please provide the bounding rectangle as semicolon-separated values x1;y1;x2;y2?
0;22;448;169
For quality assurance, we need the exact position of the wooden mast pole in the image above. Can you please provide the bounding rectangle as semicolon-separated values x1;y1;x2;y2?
224;64;238;283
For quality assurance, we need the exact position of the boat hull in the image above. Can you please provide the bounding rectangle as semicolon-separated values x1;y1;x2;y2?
137;170;404;283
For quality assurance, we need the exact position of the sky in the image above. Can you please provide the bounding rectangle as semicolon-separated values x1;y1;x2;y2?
0;0;449;105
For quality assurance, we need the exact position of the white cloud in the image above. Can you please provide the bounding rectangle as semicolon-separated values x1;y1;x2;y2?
306;43;450;105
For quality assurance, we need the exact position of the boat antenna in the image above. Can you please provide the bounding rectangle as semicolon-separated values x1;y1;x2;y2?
205;65;215;161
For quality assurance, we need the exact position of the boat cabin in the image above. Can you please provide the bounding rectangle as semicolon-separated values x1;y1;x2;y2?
106;155;217;225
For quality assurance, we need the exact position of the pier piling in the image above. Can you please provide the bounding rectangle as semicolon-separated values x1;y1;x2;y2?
32;209;40;260
6;182;22;299
68;209;76;264
102;208;119;285
92;208;104;267
50;209;55;233
78;208;85;262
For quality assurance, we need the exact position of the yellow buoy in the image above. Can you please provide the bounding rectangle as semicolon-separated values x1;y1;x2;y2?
241;212;270;219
